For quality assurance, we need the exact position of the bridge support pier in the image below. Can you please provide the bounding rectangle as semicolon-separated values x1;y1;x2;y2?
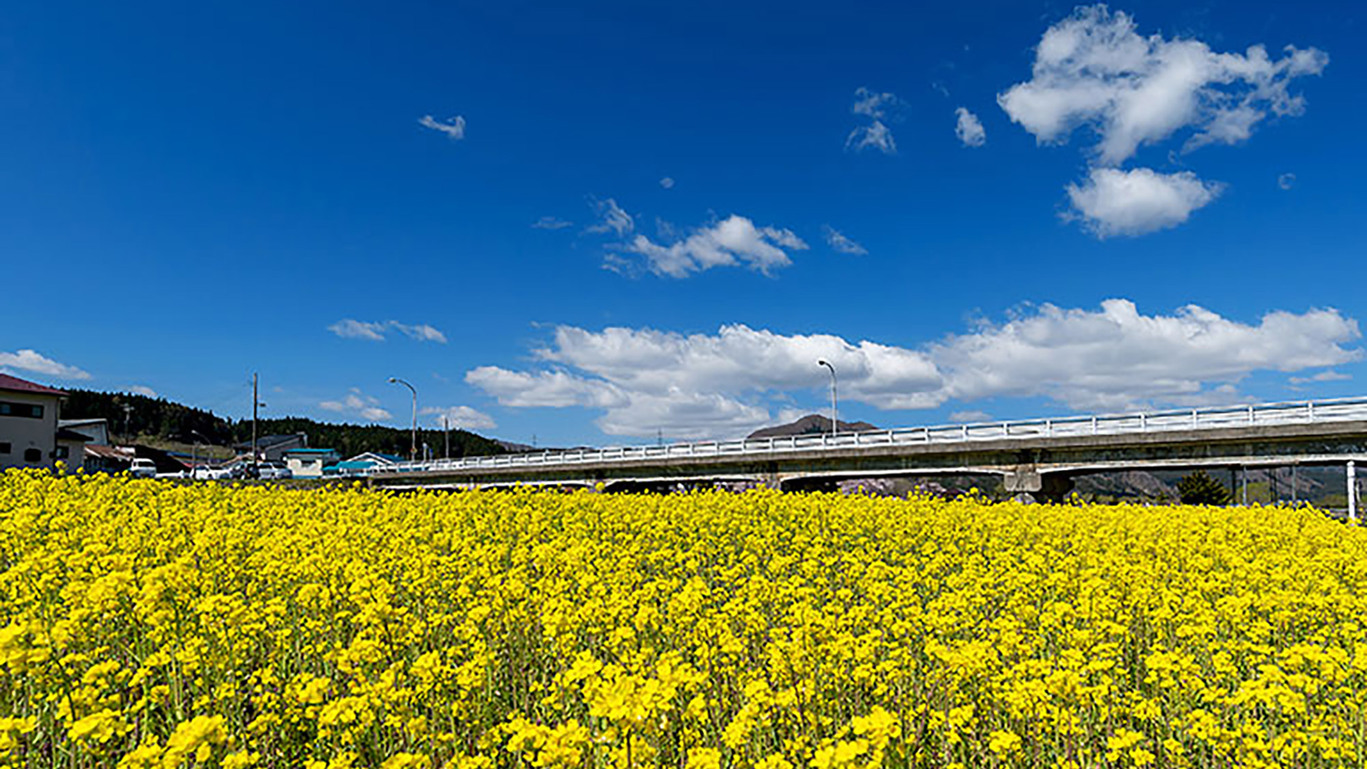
1003;467;1074;504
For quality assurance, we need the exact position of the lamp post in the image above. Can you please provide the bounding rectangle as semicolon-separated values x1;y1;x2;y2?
190;430;210;480
388;377;418;461
817;360;838;438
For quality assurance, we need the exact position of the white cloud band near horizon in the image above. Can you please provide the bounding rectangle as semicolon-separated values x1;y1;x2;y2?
0;349;91;380
467;300;1360;439
421;404;497;431
319;389;394;422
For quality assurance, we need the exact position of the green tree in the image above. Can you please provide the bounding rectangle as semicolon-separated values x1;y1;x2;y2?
1177;470;1234;505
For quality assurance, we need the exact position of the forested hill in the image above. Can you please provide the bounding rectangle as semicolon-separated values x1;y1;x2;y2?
58;389;509;459
238;417;507;460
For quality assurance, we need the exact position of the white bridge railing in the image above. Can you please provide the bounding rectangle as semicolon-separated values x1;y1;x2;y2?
372;396;1367;476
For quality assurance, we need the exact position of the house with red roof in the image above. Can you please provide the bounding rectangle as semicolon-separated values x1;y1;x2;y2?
0;373;87;471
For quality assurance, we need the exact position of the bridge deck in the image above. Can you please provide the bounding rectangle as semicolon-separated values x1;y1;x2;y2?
370;397;1367;487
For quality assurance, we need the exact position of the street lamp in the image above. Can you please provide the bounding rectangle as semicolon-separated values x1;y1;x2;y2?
190;430;210;479
388;377;418;461
817;360;838;438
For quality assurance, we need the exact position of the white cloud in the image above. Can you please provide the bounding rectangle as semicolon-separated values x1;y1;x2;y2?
823;225;868;255
0;349;91;380
929;299;1359;410
417;115;466;140
468;301;1360;438
319;389;393;423
420;405;497;431
949;410;992;423
328;319;448;343
128;385;158;398
470;324;944;437
465;368;627;409
617;214;808;278
532;216;573;230
846;87;901;154
1277;172;1297;190
998;5;1327;166
659;177;675;189
1289;369;1350;385
1066;167;1222;237
585;198;634;237
954;107;986;147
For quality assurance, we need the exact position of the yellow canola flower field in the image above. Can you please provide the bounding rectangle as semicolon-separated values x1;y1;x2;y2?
1;471;1366;769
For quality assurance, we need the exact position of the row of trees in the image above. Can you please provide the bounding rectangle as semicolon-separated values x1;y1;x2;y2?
234;418;506;460
59;390;508;459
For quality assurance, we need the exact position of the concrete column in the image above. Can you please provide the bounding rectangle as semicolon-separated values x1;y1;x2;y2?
1002;467;1073;504
1349;460;1357;524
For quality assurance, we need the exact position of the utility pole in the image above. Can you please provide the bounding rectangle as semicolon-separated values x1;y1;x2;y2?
190;430;209;479
250;373;268;474
251;373;258;470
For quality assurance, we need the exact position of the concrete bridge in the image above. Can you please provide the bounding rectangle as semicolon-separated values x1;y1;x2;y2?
368;397;1367;514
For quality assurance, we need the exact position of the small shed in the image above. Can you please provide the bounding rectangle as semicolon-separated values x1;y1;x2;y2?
283;448;341;478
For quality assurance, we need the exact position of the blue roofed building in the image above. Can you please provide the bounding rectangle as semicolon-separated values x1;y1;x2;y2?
327;452;402;478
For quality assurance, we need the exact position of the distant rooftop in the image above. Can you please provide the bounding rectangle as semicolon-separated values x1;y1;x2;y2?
0;373;65;397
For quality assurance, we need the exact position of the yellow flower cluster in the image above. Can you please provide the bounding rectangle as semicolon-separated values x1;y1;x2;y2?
1;469;1365;767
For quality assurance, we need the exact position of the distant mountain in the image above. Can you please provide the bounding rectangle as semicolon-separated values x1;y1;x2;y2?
748;414;878;439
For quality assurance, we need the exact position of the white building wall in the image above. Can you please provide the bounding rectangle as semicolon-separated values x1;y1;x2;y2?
0;391;61;471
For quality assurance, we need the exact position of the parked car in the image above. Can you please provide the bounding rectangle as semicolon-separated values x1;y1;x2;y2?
129;458;157;478
257;462;292;480
195;464;239;480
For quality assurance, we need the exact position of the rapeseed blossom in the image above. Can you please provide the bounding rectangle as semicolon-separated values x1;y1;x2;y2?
0;469;1365;767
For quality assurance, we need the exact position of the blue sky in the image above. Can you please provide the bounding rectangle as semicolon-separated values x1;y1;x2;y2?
3;0;1364;446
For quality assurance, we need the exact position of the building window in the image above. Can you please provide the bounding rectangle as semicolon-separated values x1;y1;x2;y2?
0;442;9;454
54;446;69;459
23;448;41;463
0;402;44;419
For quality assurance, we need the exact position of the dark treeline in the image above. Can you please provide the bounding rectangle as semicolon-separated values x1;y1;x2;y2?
234;418;506;460
61;390;233;444
59;390;508;459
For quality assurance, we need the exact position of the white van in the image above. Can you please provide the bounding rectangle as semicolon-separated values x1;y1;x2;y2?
129;458;157;478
